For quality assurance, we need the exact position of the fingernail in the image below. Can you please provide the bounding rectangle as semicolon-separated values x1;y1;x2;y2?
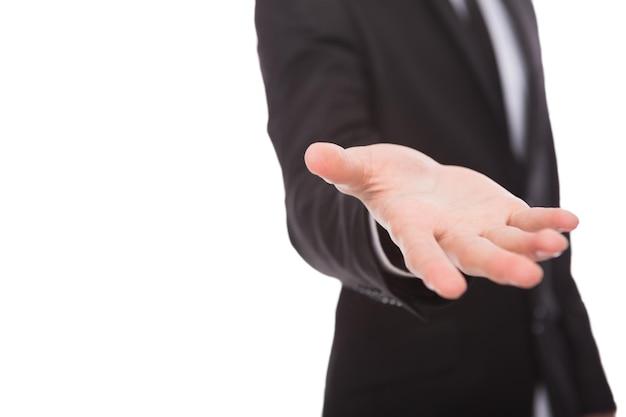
535;250;562;259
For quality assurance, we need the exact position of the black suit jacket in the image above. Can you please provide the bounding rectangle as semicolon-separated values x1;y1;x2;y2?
255;1;615;416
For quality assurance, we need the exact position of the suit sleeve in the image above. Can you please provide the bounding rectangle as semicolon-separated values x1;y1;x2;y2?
255;0;451;319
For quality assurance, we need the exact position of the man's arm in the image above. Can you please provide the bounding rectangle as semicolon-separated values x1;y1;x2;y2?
256;0;577;314
256;0;427;311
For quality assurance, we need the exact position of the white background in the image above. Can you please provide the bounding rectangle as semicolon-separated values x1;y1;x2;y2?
0;1;623;416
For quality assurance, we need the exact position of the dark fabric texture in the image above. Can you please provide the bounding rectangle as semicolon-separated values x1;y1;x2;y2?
255;0;616;415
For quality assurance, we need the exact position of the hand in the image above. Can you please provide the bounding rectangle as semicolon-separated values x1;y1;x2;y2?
305;142;579;299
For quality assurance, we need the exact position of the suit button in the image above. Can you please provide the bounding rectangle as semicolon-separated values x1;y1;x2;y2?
534;305;547;319
532;321;545;335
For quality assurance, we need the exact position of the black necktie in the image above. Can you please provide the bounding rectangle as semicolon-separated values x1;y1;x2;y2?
463;0;505;113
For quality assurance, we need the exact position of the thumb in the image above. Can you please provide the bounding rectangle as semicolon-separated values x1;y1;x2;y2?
304;142;366;188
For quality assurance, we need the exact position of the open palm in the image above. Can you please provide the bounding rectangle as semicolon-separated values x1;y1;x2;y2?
305;142;579;299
